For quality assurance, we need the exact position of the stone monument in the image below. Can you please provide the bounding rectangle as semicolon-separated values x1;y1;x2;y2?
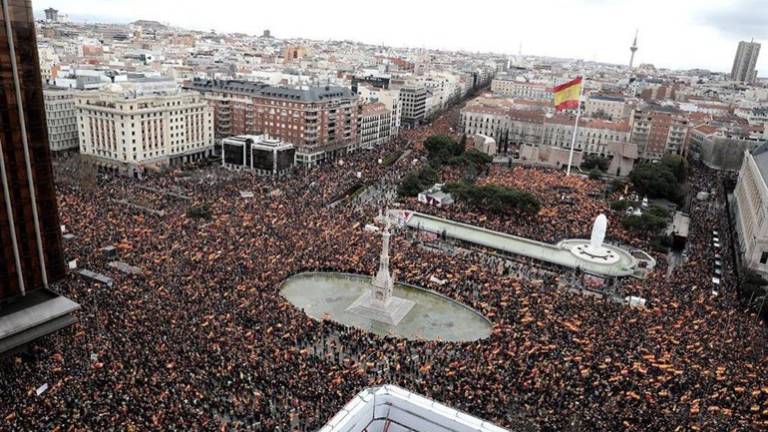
347;220;415;325
569;214;620;264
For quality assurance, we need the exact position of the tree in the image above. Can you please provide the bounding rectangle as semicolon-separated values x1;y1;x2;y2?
581;154;610;172
424;135;463;166
398;165;439;197
416;164;438;186
629;163;682;203
610;200;630;211
398;172;424;197
588;168;602;180
621;207;669;233
450;149;493;175
661;154;688;183
67;154;99;192
444;182;541;215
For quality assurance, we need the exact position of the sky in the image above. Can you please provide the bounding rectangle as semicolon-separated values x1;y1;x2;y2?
37;0;768;75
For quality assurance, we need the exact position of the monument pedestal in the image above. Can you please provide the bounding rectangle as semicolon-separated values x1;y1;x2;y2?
347;292;415;326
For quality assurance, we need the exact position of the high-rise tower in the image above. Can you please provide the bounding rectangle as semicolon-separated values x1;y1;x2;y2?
0;0;79;353
731;40;761;84
629;30;639;70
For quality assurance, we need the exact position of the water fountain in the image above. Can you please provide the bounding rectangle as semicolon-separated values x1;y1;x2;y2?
568;214;621;264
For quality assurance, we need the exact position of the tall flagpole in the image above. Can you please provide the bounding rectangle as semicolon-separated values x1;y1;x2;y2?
565;77;584;177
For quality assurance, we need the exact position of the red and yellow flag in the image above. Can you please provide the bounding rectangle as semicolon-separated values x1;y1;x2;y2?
553;77;582;111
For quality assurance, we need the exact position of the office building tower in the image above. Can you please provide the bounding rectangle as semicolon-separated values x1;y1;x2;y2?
731;40;761;84
0;0;78;353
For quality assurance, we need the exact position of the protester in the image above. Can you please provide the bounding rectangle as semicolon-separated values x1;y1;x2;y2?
1;106;766;432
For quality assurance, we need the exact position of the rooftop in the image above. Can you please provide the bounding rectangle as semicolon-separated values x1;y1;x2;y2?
185;78;354;102
589;95;625;102
320;385;509;432
752;143;768;182
360;102;388;115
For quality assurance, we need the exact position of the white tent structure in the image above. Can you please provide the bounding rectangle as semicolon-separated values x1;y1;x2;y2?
319;385;509;432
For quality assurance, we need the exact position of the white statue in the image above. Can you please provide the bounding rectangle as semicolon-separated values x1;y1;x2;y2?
589;214;608;252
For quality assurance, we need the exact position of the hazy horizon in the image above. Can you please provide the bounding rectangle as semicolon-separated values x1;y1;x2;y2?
35;0;768;77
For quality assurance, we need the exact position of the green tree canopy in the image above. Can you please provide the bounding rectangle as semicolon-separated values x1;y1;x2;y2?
629;163;682;203
661;154;689;183
424;135;464;166
444;182;541;215
621;207;670;233
398;165;439;197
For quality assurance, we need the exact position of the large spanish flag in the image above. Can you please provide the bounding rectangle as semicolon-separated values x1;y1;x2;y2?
553;77;582;111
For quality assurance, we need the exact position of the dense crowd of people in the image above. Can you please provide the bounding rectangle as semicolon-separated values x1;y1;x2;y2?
1;104;768;431
411;164;649;248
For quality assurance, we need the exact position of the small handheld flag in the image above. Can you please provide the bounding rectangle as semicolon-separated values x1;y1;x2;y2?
553;77;583;111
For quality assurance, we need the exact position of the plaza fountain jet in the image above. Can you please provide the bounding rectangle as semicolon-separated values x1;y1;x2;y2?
569;214;621;265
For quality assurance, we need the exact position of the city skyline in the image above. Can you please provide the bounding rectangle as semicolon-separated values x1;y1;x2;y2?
37;0;767;76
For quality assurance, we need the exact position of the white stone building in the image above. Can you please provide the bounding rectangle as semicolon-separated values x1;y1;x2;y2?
460;105;631;157
491;77;552;100
542;116;632;157
357;103;393;151
584;95;631;120
76;85;213;175
734;146;768;276
44;87;80;152
357;85;402;137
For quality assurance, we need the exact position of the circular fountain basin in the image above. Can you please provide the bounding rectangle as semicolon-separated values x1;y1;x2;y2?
569;244;621;265
280;272;492;342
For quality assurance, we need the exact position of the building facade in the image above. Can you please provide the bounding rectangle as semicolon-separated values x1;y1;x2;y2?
357;103;392;151
0;0;66;300
734;147;768;276
731;40;761;84
400;85;427;128
357;85;402;137
186;79;359;165
630;105;690;160
491;77;552;100
44;87;80;152
77;88;213;174
585;95;630;120
542;116;631;157
689;124;767;171
0;0;79;354
460;106;630;157
221;134;295;176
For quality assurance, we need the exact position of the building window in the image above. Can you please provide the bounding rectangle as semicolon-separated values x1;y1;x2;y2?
761;252;768;265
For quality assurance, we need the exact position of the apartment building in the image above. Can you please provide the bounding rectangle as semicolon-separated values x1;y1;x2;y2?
357;103;393;151
630;104;690;160
357;85;402;136
186;79;359;165
542;116;631;156
44;87;80;152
